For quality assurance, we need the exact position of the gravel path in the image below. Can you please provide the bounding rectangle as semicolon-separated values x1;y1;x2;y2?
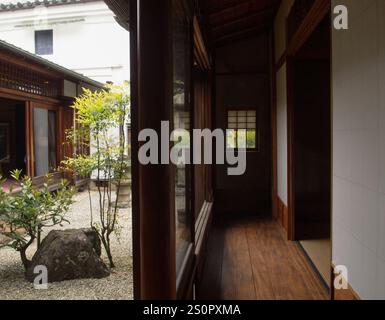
0;191;133;300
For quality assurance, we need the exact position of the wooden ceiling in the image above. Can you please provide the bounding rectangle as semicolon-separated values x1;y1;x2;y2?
201;0;281;46
103;0;282;46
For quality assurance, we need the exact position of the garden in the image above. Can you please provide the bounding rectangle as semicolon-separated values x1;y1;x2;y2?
0;84;133;300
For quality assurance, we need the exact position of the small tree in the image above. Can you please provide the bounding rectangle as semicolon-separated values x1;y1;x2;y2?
0;170;74;269
63;83;130;268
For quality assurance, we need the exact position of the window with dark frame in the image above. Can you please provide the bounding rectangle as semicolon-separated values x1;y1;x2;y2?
35;30;53;55
226;110;258;150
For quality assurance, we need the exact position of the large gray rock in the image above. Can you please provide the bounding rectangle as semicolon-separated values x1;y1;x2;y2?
0;233;10;246
26;229;110;283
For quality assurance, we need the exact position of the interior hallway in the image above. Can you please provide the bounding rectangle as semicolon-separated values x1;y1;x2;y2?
197;214;329;300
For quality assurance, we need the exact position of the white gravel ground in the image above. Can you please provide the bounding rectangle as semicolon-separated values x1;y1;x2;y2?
0;191;133;300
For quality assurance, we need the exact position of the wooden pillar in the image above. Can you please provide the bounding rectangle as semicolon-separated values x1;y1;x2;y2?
25;101;33;177
130;0;176;299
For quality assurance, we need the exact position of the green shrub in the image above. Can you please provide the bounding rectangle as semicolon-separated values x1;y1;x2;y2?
0;169;74;269
62;83;130;268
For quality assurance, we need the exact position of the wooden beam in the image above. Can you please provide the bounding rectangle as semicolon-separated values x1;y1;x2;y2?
205;0;253;14
194;17;211;70
214;23;271;47
128;0;140;300
0;87;61;104
275;0;330;70
286;0;331;56
209;0;278;26
212;7;275;38
133;0;176;300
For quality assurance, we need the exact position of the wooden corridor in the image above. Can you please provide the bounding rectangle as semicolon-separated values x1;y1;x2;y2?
196;215;330;300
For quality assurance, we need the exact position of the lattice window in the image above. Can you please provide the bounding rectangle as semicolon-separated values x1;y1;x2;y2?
0;60;60;97
227;110;258;150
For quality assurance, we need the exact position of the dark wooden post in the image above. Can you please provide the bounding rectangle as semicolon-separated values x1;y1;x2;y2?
130;0;176;299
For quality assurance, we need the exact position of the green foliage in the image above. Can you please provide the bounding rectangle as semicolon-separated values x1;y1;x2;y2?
226;129;257;149
62;83;131;268
0;170;75;269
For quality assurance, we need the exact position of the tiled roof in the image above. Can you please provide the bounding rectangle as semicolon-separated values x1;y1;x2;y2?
0;0;99;12
104;0;129;31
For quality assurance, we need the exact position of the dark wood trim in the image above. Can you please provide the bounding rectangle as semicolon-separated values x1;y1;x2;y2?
275;51;286;72
277;196;289;235
206;0;257;15
286;55;295;241
176;2;195;300
0;88;62;105
129;0;140;300
30;101;58;111
134;0;176;300
57;105;63;166
209;1;277;25
285;1;331;241
194;201;213;282
274;0;330;71
213;24;271;47
29;101;61;177
286;0;331;57
176;243;195;299
194;201;213;258
270;28;278;221
25;101;33;177
215;66;269;76
193;16;211;70
212;7;276;38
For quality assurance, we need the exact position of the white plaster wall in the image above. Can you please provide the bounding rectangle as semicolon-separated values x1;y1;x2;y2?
0;0;130;85
276;65;288;205
332;0;385;299
274;0;293;205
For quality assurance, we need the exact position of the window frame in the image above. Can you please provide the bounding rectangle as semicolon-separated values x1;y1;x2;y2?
29;102;59;178
226;109;259;151
35;29;54;56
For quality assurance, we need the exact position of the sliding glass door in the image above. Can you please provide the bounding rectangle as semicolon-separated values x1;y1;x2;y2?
172;0;194;290
31;104;57;177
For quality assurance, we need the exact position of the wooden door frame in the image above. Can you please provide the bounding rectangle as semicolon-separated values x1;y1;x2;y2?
130;0;212;299
285;1;331;241
130;0;178;300
286;56;295;240
28;101;60;178
128;0;140;300
176;2;196;299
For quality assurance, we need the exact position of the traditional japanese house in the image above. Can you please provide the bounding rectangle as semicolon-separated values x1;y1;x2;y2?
5;0;376;301
0;39;103;190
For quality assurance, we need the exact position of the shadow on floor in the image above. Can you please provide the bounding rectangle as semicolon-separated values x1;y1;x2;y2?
196;213;329;300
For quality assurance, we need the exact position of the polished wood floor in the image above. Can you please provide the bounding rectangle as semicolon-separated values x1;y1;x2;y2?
196;214;330;300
